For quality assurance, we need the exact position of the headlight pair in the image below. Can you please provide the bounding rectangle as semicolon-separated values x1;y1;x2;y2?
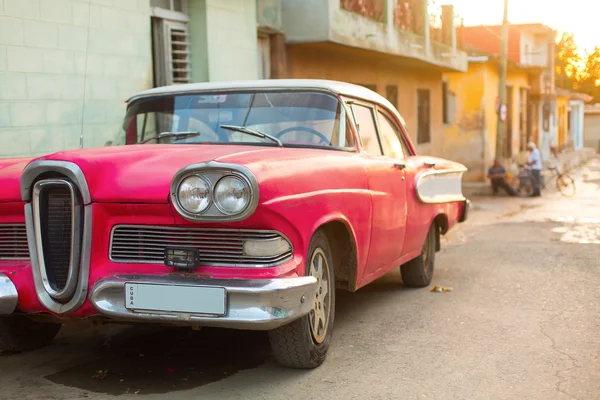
177;174;251;216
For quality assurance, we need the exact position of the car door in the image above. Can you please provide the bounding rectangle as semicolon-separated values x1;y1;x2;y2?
347;101;407;280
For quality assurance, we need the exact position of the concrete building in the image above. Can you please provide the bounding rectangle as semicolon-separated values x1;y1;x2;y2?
0;0;285;157
442;53;541;181
280;0;468;155
584;104;600;150
459;23;557;162
0;0;153;157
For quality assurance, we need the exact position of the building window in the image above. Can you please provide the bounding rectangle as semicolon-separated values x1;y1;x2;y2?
257;35;271;79
340;0;386;23
151;0;190;87
151;0;187;12
386;85;398;110
350;104;382;155
417;89;431;144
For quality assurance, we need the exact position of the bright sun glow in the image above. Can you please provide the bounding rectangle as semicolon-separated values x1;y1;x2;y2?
446;0;600;53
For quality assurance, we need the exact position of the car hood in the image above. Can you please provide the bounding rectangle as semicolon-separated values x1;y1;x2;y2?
0;157;35;202
34;144;350;203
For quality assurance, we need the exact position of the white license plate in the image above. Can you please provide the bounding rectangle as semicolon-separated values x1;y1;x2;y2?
125;283;227;316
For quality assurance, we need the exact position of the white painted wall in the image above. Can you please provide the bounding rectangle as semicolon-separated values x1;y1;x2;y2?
570;100;584;150
204;0;258;81
519;32;535;65
0;0;153;158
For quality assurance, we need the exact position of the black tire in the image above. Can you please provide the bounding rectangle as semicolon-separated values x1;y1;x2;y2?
0;316;61;353
401;224;436;287
268;230;335;369
556;174;576;197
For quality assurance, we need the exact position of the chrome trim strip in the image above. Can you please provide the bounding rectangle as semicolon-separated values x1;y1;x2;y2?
415;167;468;204
23;160;92;315
108;224;294;267
0;224;29;260
90;275;317;330
21;160;92;204
26;204;92;314
170;161;259;222
32;179;81;301
0;273;18;315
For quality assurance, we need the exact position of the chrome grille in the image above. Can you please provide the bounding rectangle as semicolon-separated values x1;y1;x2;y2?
110;225;293;267
0;224;29;260
39;186;73;290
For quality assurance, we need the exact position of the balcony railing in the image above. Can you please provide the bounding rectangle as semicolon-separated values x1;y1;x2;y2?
340;0;386;23
393;0;421;34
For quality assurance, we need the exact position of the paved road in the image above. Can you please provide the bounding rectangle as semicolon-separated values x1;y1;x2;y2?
1;161;600;400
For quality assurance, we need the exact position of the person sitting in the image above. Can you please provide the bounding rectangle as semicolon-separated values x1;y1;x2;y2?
487;159;516;196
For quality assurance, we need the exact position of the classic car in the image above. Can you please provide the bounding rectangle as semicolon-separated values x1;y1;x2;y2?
0;80;468;368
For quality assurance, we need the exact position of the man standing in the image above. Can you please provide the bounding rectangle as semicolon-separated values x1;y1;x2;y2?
487;159;516;196
526;142;543;197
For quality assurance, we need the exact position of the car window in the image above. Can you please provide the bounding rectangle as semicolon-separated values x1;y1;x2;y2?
350;104;382;155
117;91;355;149
376;111;406;159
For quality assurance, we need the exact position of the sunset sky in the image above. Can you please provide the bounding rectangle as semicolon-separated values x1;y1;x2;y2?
447;0;600;53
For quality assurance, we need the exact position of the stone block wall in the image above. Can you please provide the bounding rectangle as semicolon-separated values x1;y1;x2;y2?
0;0;153;157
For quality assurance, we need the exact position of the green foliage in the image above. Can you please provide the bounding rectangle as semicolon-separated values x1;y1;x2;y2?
556;32;600;101
555;32;580;89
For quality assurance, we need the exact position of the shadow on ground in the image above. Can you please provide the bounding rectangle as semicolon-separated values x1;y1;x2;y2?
41;273;412;396
26;218;600;397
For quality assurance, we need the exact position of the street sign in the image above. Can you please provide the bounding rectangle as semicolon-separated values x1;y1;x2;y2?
499;104;507;122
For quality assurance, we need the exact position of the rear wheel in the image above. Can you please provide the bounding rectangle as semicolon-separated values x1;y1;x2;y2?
268;230;335;369
556;174;576;197
0;316;61;353
401;224;436;287
513;175;534;197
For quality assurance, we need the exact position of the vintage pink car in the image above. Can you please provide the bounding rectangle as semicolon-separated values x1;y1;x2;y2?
0;80;468;368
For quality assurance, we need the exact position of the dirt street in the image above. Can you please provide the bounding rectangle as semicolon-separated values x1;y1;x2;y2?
1;161;599;400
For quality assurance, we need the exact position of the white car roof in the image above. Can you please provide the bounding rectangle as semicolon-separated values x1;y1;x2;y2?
127;79;398;114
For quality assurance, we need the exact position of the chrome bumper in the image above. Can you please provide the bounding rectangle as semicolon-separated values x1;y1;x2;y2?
90;275;318;330
0;273;18;315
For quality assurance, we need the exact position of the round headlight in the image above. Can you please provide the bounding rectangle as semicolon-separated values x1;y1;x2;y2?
214;175;250;215
177;175;211;214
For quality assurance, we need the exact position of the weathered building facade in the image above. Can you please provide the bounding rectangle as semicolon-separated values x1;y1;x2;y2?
0;0;287;157
281;0;467;155
442;54;540;181
0;0;467;158
458;24;557;162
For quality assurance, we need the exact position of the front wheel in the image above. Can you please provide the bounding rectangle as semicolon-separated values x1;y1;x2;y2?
268;230;335;369
556;174;576;197
0;316;61;353
401;223;436;287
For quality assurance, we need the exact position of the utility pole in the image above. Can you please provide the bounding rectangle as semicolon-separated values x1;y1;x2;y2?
495;0;509;160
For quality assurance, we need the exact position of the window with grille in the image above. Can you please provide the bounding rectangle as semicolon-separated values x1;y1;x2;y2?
417;89;431;144
386;85;398;110
152;19;191;86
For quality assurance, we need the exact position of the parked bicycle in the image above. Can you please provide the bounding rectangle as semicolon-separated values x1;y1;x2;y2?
510;163;576;197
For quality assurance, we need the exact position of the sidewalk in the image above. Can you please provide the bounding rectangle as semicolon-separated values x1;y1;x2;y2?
462;147;597;198
444;155;599;248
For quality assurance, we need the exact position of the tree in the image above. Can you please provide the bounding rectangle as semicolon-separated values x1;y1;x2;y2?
579;46;600;101
555;32;581;90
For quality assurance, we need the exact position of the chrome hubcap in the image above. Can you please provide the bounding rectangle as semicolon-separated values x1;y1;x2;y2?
308;248;330;344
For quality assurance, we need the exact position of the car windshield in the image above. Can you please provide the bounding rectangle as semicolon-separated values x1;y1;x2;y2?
114;90;355;149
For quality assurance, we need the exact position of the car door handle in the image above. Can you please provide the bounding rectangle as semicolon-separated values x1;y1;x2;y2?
424;162;436;168
394;161;406;173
